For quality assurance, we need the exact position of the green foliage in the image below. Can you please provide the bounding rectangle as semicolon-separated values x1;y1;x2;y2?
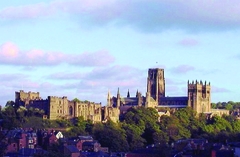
160;109;192;142
152;130;169;145
123;107;160;145
212;101;240;111
72;98;80;103
5;100;15;107
122;123;146;150
4;100;240;153
225;103;233;110
232;120;240;133
64;116;94;138
93;121;129;152
211;103;217;109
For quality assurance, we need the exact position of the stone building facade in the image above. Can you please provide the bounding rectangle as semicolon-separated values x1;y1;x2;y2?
109;68;227;117
14;68;228;123
15;90;102;122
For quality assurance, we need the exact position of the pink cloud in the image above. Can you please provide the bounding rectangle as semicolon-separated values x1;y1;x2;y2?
0;2;52;19
0;42;114;66
69;51;115;66
0;42;19;59
48;72;85;80
171;65;195;74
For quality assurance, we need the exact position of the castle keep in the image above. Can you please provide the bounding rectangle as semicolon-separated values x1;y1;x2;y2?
15;90;102;122
14;68;228;123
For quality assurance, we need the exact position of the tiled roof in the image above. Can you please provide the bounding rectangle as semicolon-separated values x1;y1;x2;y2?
160;96;188;101
65;145;79;153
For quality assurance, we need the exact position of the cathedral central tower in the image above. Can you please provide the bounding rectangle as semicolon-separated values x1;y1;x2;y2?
147;68;165;103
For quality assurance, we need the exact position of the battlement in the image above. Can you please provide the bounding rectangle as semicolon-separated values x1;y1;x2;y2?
148;68;164;72
48;96;68;100
19;90;40;95
188;80;210;88
148;68;164;79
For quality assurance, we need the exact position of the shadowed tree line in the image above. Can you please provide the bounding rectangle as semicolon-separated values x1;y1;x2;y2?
1;102;240;153
211;101;240;111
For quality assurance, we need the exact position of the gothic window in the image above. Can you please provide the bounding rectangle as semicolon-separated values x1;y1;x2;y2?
202;104;205;113
69;106;73;116
151;84;156;95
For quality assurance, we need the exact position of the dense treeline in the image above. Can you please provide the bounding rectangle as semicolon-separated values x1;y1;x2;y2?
212;101;240;111
1;103;240;153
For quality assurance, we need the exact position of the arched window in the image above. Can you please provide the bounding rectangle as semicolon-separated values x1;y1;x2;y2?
202;103;205;113
69;106;73;116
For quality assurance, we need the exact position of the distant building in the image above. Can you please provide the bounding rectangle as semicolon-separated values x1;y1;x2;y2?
106;68;228;119
14;68;228;123
15;90;102;122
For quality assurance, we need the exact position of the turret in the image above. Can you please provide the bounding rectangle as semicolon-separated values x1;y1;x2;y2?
127;89;130;98
136;90;139;97
137;92;142;107
117;88;121;107
107;90;111;107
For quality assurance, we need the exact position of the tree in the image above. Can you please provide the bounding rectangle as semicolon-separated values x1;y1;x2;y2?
72;98;80;103
211;103;217;109
160;115;190;142
122;123;146;150
93;121;129;152
123;107;160;145
152;130;169;145
5;100;15;107
225;103;233;111
66;116;87;137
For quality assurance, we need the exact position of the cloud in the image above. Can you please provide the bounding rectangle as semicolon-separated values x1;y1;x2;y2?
0;73;28;82
47;72;85;80
166;78;185;85
0;42;114;66
178;38;199;46
68;51;115;66
1;0;240;32
48;65;145;80
171;65;195;74
212;86;230;93
47;65;147;98
0;65;147;106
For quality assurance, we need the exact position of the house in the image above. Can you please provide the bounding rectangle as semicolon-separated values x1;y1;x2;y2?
64;145;80;157
82;141;101;152
54;131;64;139
18;148;46;157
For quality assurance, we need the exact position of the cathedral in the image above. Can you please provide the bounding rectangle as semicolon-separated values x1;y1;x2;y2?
105;68;213;119
14;68;228;123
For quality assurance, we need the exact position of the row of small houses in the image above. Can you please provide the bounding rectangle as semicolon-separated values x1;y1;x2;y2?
0;128;108;157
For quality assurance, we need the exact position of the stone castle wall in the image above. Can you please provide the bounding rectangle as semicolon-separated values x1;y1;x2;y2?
15;90;102;122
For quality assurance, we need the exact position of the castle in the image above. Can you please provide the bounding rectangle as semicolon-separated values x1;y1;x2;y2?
14;68;228;123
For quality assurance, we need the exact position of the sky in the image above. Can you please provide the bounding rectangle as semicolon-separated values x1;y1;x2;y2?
0;0;240;106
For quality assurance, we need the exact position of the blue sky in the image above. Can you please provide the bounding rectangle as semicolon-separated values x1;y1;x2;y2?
0;0;239;106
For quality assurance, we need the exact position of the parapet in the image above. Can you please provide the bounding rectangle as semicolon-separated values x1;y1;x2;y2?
48;96;68;100
188;80;210;86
